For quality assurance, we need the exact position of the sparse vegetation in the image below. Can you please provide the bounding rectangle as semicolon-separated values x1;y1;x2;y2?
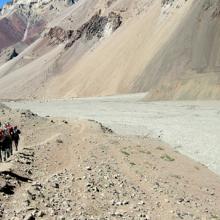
161;154;175;162
130;162;136;166
121;150;130;156
139;150;152;155
56;138;63;144
211;214;220;220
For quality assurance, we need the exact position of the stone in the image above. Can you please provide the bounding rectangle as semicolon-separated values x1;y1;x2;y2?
138;201;145;205
51;182;59;188
23;213;35;220
86;166;92;171
7;48;18;61
65;12;122;49
37;210;45;217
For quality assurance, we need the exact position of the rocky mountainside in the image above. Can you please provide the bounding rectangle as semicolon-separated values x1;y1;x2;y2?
0;0;78;51
0;0;219;100
139;0;220;100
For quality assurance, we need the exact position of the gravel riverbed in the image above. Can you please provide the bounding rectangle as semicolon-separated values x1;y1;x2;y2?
4;93;220;175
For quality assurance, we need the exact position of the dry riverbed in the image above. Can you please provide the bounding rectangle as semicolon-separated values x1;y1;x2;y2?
4;94;220;175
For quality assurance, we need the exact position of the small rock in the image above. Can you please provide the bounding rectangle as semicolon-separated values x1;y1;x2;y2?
37;211;45;217
51;182;59;188
122;200;129;205
49;208;55;216
177;198;184;204
24;213;35;220
138;201;145;205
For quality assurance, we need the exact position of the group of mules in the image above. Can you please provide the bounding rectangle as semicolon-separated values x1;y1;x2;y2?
0;124;21;162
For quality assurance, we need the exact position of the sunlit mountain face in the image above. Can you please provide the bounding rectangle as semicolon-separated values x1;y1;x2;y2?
0;0;220;100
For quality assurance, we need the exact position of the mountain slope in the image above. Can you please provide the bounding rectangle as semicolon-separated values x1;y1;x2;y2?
0;12;26;51
46;0;194;98
0;0;220;100
137;0;220;100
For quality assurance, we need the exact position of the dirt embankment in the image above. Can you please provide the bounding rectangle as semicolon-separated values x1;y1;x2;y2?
0;105;220;219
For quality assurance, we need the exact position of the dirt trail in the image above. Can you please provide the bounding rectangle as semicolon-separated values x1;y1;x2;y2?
0;106;220;219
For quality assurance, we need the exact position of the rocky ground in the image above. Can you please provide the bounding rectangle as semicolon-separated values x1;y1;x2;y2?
0;104;220;220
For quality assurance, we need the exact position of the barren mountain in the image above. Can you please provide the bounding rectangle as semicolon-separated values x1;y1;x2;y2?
0;0;219;100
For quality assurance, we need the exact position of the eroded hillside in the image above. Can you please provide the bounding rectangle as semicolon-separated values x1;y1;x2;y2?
0;0;219;100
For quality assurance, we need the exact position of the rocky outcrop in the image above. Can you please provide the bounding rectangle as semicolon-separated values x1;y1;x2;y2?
80;12;109;40
46;11;122;48
65;0;79;6
108;12;122;31
161;0;175;6
66;11;122;48
47;26;73;44
7;48;18;61
212;6;220;18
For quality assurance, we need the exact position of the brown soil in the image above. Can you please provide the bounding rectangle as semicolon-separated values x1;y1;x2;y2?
0;105;220;219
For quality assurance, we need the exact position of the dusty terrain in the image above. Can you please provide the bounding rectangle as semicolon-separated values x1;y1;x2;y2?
0;103;220;219
4;94;220;175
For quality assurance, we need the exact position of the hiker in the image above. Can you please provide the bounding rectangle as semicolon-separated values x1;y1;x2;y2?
0;145;1;162
12;126;21;151
0;123;21;162
0;133;12;161
0;129;3;162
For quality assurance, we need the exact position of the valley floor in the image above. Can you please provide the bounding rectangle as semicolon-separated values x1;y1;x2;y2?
0;105;220;219
4;93;220;175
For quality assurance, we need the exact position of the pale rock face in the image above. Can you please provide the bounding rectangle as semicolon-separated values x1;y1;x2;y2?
103;22;113;38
